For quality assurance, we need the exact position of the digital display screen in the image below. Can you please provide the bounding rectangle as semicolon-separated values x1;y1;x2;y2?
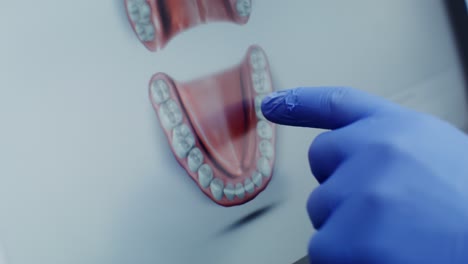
1;1;467;264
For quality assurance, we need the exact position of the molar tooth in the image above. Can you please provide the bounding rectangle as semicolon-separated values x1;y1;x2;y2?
143;24;155;41
172;124;195;158
255;95;266;120
244;178;255;194
188;148;204;172
235;183;245;199
259;140;274;159
236;0;251;17
127;1;140;20
224;183;235;201
250;49;267;70
257;121;273;139
252;71;271;94
252;171;263;188
135;22;155;42
159;99;183;130
198;164;213;188
210;178;224;201
257;157;272;177
138;3;151;24
151;79;170;104
135;23;145;36
129;13;140;23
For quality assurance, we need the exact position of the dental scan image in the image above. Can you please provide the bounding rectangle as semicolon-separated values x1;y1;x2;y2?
149;45;276;206
0;1;467;264
126;0;251;51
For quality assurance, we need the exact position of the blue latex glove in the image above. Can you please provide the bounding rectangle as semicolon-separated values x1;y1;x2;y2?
262;87;468;264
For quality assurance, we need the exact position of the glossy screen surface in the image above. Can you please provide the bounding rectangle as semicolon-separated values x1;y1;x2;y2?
0;1;467;264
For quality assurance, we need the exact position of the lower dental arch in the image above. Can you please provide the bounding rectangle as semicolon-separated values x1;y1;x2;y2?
149;46;276;206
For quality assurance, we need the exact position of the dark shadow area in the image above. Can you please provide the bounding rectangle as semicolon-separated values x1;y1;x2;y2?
215;202;280;236
445;0;468;88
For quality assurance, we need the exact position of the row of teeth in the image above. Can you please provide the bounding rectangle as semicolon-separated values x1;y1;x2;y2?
151;78;274;202
126;0;155;42
249;47;275;199
251;48;273;121
127;0;249;43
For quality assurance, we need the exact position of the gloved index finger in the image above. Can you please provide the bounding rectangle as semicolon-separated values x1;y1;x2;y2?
261;87;395;130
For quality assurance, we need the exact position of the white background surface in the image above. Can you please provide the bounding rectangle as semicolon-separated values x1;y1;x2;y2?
0;1;467;264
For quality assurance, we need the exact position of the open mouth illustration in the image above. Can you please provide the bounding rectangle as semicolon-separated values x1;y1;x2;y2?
125;0;252;51
149;45;275;206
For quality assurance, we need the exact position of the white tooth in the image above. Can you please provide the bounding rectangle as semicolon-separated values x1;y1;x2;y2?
143;24;155;41
210;178;224;201
257;120;273;139
135;23;145;36
255;95;266;120
224;183;235;201
198;164;213;188
259;140;274;159
236;0;252;17
127;0;154;41
135;22;155;42
138;3;151;24
244;178;255;194
172;124;195;158
188;148;204;172
127;1;140;20
252;71;272;94
235;183;245;199
139;31;151;42
151;79;170;104
127;0;147;23
252;171;263;188
159;99;183;130
250;48;267;70
257;157;271;177
129;12;140;23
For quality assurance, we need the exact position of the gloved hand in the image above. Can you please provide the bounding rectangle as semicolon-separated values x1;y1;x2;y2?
261;87;468;264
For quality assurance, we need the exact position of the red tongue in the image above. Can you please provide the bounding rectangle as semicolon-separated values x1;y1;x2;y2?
178;67;253;178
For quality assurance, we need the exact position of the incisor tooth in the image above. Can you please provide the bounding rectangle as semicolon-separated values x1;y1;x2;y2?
252;171;263;187
235;183;245;199
244;178;255;193
224;183;235;201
